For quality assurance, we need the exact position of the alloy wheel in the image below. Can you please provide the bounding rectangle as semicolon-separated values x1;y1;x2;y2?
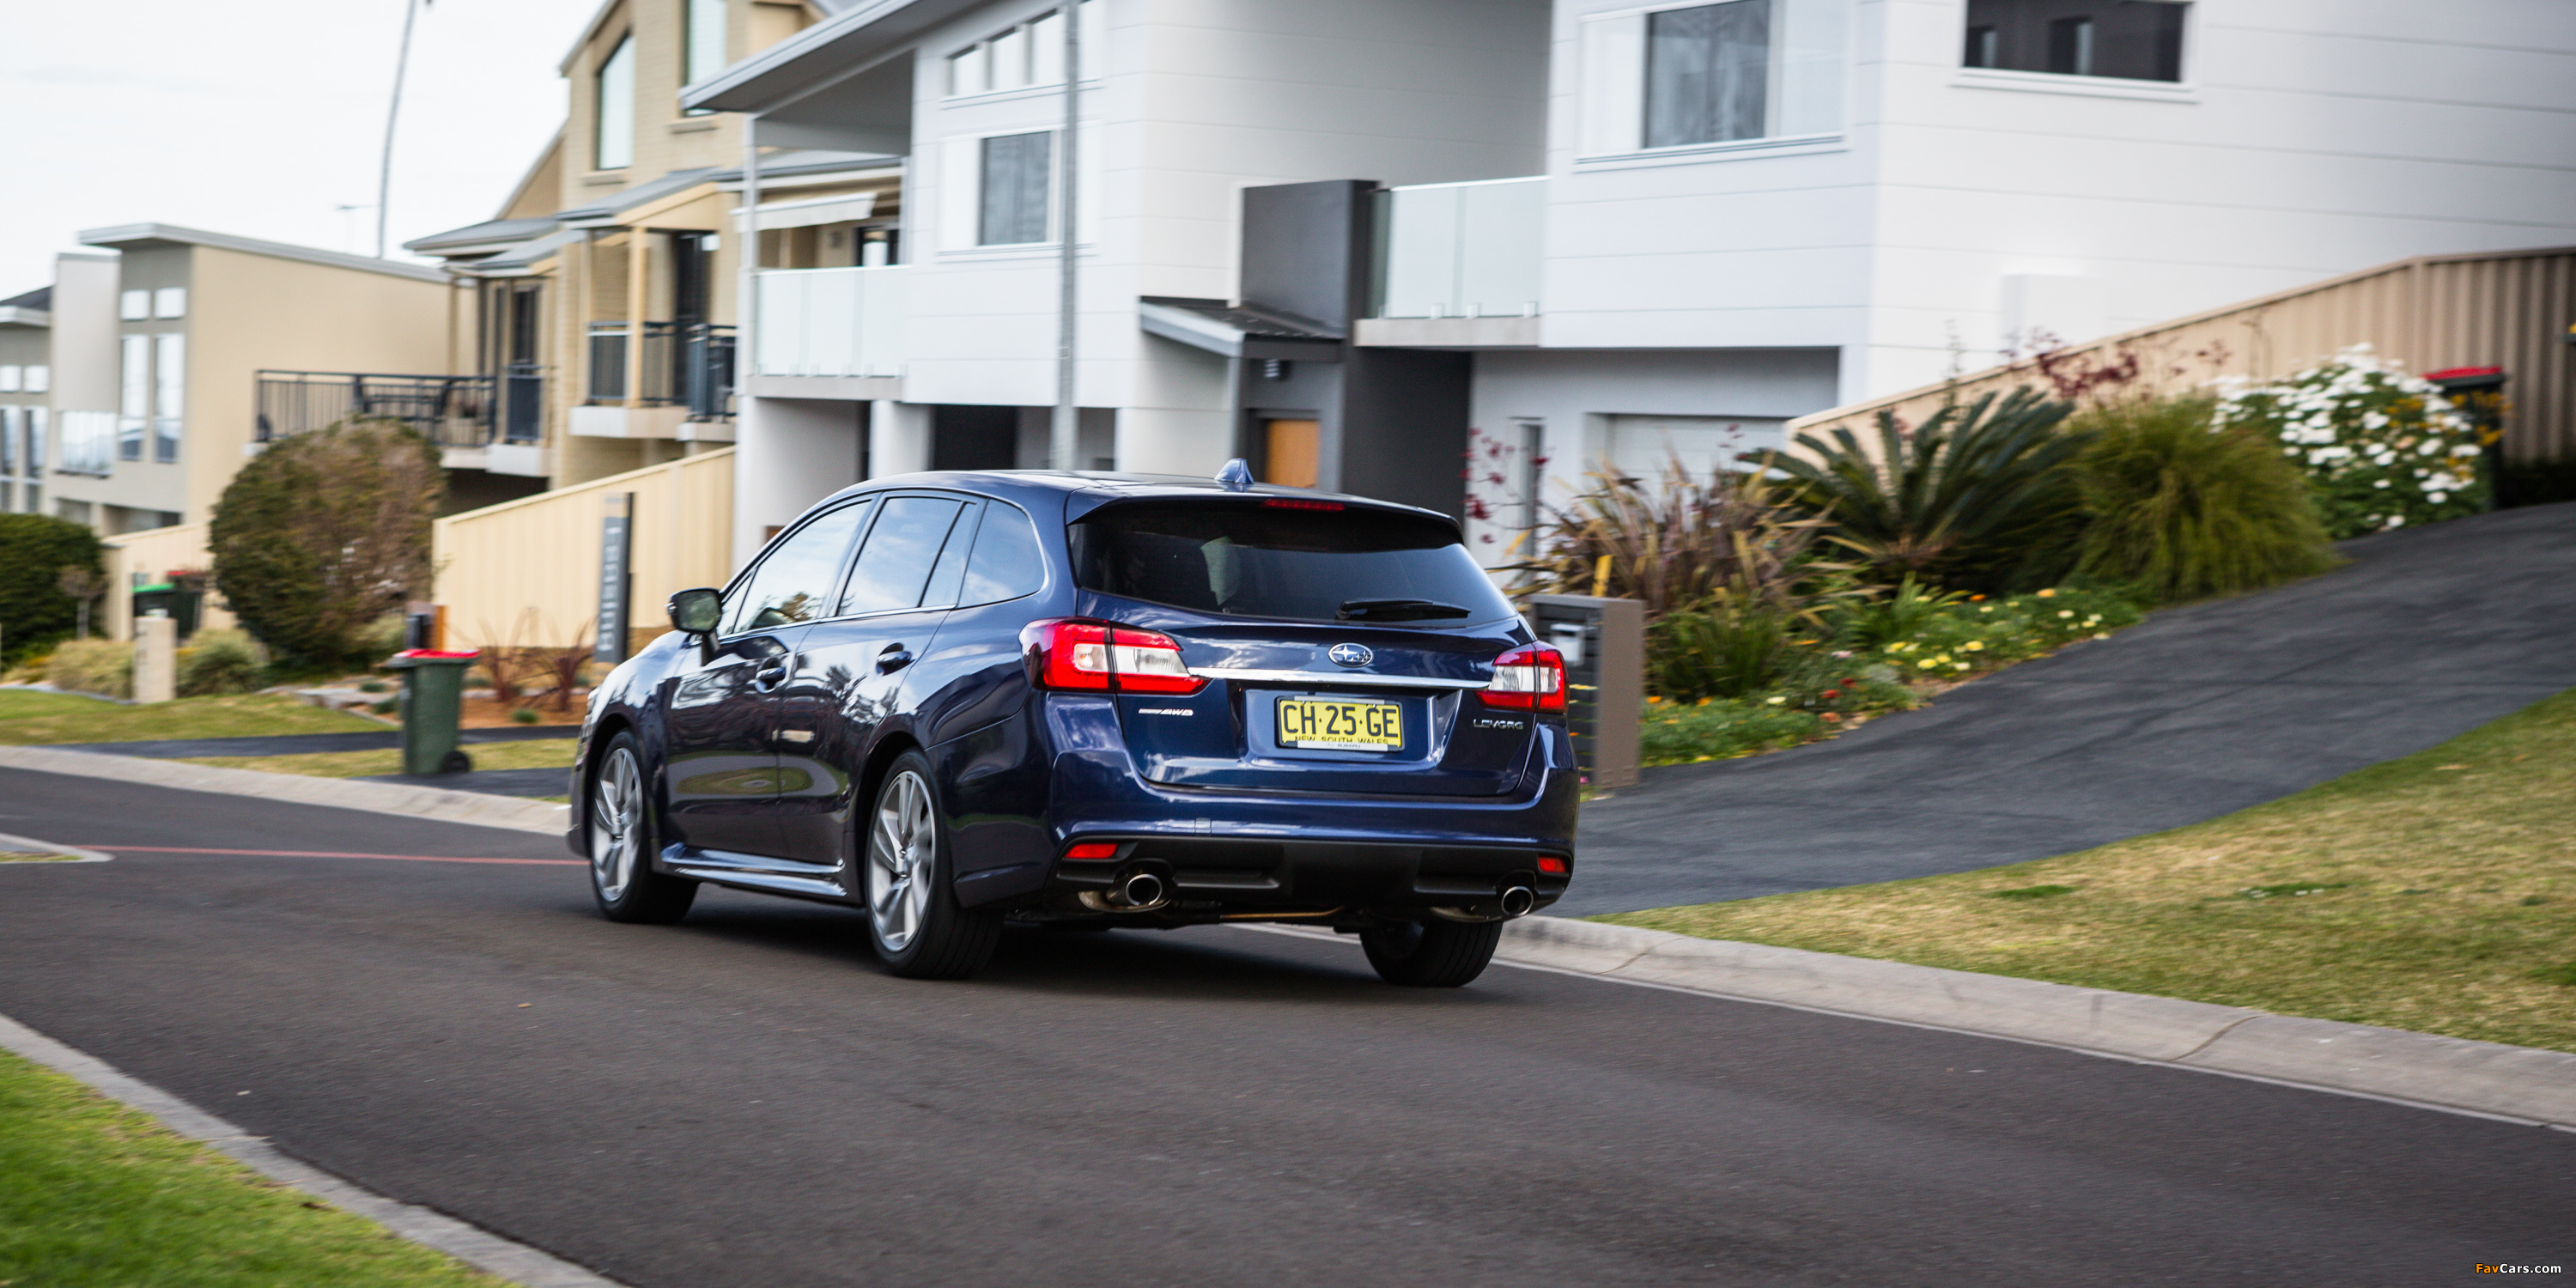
591;745;643;901
868;769;936;951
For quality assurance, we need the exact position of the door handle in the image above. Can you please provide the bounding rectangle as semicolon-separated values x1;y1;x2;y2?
877;643;914;673
752;662;789;691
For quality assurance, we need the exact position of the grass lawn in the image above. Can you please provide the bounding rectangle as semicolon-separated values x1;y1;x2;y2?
183;737;579;780
0;1050;499;1287
0;691;386;746
1604;688;2576;1054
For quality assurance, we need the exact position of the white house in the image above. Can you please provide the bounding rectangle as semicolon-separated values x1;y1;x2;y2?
683;0;2576;562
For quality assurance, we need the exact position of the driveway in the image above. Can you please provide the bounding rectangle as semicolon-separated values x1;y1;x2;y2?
1558;501;2576;915
1;769;2568;1286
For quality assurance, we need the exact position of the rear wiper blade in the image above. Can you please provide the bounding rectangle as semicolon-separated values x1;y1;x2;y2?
1337;598;1472;622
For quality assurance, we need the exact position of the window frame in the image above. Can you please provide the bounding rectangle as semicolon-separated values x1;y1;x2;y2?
1952;0;2196;98
594;33;638;171
1575;0;1851;167
976;130;1054;247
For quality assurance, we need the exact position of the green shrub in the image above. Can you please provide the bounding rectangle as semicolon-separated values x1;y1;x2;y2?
1640;697;1825;764
46;639;131;700
1829;575;1966;651
209;421;442;669
175;629;266;698
1757;386;2087;593
0;514;105;666
1649;606;1791;702
2211;345;2489;538
2069;398;2340;602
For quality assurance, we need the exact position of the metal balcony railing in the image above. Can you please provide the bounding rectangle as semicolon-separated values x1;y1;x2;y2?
254;371;497;448
588;321;737;416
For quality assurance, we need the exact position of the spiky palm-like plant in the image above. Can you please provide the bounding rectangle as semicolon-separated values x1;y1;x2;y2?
1755;387;2084;592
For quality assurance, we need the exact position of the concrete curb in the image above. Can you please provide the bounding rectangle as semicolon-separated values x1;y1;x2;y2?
0;744;568;837
0;830;115;863
1494;917;2576;1129
0;1010;625;1287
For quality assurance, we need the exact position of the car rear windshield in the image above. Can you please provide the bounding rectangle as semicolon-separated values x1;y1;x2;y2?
1071;500;1517;625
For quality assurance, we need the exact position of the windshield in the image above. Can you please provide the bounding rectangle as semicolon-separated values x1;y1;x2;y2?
1071;500;1517;625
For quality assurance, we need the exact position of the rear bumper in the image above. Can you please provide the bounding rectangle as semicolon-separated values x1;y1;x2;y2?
1047;836;1570;914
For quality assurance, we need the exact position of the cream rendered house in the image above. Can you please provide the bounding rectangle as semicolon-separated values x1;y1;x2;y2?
36;228;456;534
407;0;903;491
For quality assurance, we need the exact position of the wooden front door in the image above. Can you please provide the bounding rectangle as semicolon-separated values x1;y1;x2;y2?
1262;418;1321;489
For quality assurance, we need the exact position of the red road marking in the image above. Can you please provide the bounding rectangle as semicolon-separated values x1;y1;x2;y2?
83;845;581;867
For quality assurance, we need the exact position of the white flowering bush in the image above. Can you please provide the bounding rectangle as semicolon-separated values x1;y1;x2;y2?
2211;345;2488;538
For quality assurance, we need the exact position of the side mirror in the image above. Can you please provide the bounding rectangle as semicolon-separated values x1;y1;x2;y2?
668;587;723;636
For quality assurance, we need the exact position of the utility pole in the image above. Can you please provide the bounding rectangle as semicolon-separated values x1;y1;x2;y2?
376;0;424;259
1049;3;1081;470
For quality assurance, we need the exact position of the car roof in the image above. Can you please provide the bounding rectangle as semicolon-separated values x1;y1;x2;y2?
810;469;1460;526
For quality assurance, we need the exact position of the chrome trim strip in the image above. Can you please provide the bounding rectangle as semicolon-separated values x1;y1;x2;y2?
1190;666;1488;690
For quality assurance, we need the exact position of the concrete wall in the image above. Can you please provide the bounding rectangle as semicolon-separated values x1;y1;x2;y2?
1538;0;2576;401
896;0;1552;455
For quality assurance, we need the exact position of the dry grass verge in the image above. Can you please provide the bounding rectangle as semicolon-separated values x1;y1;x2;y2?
1605;688;2576;1054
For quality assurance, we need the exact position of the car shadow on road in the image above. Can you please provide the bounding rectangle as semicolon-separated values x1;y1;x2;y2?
656;892;1523;1007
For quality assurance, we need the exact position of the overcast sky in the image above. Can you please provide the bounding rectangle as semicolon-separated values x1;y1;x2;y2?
0;0;600;294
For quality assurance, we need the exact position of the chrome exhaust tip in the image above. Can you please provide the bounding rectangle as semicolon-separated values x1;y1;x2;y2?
1498;886;1536;918
1121;872;1166;908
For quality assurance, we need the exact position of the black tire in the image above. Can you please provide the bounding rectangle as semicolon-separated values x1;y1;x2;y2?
1360;918;1503;987
860;751;1001;980
587;732;697;924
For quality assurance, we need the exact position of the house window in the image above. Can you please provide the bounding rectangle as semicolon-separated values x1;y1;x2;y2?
154;334;184;464
1962;1;2185;82
684;0;726;112
1646;1;1771;148
25;408;43;475
1579;0;1845;158
1;407;15;474
24;365;44;393
944;2;1097;98
0;367;16;392
120;289;149;321
596;34;636;169
979;131;1053;246
154;287;186;319
118;335;147;462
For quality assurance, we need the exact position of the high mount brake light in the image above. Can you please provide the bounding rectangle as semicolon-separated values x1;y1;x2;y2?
1260;498;1344;511
1484;644;1565;713
1022;620;1206;696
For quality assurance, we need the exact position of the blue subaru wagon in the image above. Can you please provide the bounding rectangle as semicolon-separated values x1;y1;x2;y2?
568;467;1577;985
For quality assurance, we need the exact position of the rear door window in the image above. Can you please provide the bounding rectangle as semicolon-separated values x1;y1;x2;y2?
959;501;1048;606
838;495;969;616
1071;500;1516;624
726;499;871;635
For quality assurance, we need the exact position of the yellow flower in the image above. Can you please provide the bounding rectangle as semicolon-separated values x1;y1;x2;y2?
2037;588;2057;598
2057;610;2075;618
1917;659;1939;670
1953;662;1971;671
1765;696;1786;705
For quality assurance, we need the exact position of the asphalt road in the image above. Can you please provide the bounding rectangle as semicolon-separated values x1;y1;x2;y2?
2;769;2568;1286
1564;501;2576;914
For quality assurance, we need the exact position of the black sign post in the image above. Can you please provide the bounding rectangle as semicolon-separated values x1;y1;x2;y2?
596;492;635;665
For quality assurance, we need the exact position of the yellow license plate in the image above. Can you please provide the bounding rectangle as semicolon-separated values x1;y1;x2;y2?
1276;697;1404;752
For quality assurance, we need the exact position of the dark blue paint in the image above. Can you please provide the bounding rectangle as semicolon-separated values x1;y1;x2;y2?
568;471;1579;920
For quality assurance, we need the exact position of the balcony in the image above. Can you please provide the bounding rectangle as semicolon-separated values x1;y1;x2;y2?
254;371;499;448
1364;176;1545;348
586;322;738;417
753;266;908;382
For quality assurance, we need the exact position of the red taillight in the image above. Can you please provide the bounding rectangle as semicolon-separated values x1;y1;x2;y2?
1064;841;1120;860
1022;620;1206;696
1485;644;1565;713
1261;497;1344;511
1537;855;1571;876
